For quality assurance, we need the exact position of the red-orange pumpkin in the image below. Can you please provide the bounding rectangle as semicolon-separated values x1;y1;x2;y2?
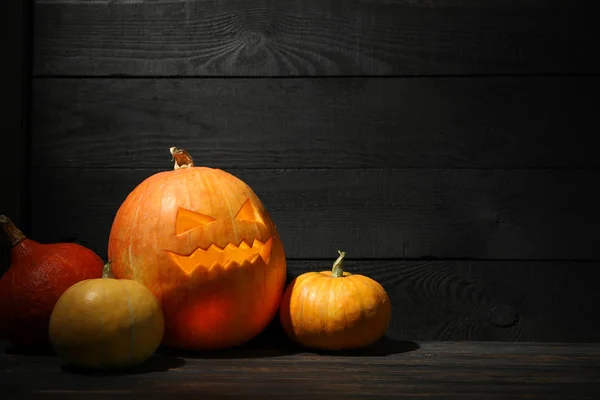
0;215;104;347
107;147;286;350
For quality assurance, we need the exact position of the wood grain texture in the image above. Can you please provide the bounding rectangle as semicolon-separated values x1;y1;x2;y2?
0;1;27;275
29;167;600;260
31;77;599;169
33;0;598;76
2;341;600;399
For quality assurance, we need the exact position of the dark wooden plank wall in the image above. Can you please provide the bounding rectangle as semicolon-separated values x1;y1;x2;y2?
29;0;600;342
34;0;597;76
0;2;29;272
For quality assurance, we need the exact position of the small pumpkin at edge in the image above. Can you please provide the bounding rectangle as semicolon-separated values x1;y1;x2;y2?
0;215;104;347
49;262;164;369
279;251;392;350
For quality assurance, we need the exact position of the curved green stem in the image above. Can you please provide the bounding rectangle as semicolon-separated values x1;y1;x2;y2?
331;250;346;278
102;261;115;279
0;215;26;247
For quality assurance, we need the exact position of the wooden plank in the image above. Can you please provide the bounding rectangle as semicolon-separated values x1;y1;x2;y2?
2;342;600;399
31;77;599;169
33;0;598;76
28;168;600;260
0;1;28;274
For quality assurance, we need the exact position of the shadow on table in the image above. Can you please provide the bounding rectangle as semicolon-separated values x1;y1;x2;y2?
312;337;420;357
3;341;186;376
159;335;420;359
4;343;56;356
157;336;303;359
60;354;186;376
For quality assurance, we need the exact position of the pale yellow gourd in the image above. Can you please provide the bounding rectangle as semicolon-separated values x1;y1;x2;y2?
49;262;164;369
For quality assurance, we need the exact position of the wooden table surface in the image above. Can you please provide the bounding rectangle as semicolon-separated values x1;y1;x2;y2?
1;339;599;399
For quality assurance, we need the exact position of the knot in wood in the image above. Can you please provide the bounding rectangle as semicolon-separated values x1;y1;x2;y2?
236;30;266;47
488;305;519;328
248;32;264;45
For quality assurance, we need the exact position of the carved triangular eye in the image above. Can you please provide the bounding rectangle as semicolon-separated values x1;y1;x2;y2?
235;198;264;224
176;207;216;235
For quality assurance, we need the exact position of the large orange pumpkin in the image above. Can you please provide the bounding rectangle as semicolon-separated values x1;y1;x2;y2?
107;147;286;350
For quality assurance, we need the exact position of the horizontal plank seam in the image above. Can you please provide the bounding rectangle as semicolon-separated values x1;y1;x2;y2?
284;257;600;262
29;166;600;172
31;73;600;80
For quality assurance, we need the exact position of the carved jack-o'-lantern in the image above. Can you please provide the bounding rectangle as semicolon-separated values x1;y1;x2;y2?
107;147;286;350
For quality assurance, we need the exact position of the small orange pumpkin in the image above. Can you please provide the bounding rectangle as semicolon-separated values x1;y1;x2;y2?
49;262;164;369
107;147;286;350
279;251;392;350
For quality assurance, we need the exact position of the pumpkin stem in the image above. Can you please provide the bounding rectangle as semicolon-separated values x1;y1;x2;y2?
170;147;194;169
331;250;346;278
0;215;27;247
102;261;115;279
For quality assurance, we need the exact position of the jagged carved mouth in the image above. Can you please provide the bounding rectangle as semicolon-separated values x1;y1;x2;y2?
166;237;273;275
